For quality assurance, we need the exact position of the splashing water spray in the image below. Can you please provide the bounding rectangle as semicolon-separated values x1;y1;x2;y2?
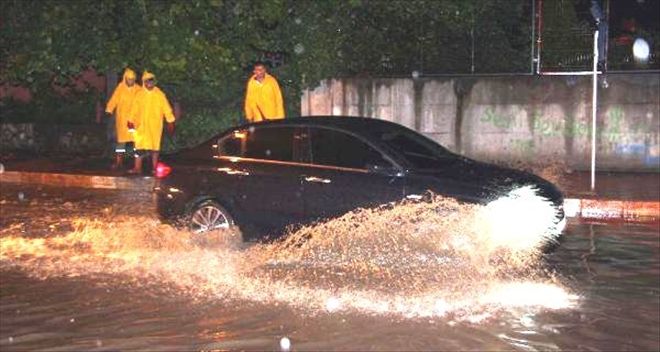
1;186;577;321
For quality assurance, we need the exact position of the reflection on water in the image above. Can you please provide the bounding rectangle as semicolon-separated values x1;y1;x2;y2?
1;185;658;351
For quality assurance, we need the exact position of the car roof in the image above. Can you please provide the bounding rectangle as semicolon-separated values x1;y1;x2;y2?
237;116;408;136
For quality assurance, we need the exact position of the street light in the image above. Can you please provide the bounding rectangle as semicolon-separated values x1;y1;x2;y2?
633;37;651;64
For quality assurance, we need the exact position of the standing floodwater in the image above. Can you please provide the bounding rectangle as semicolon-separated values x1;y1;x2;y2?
1;184;658;351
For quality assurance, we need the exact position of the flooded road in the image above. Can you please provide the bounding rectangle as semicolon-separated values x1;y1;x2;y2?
1;184;658;351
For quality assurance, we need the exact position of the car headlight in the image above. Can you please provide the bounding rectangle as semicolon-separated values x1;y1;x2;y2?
477;185;563;252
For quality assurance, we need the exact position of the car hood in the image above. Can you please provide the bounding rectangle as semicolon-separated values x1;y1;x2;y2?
408;157;563;204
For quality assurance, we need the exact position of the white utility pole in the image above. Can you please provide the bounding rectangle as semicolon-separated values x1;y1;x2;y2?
591;30;599;191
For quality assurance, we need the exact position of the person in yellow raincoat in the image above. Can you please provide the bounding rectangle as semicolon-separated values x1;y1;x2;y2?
244;61;285;122
127;71;175;175
105;68;139;169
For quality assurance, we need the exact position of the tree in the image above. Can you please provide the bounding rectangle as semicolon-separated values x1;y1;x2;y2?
0;0;536;145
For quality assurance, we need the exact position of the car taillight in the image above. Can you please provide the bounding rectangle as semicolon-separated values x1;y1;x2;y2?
155;162;172;179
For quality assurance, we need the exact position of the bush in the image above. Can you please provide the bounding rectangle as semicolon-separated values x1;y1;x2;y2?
0;91;99;124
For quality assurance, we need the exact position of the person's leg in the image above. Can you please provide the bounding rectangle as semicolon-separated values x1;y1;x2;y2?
128;150;143;174
151;151;160;173
112;142;126;170
126;142;135;167
113;153;123;169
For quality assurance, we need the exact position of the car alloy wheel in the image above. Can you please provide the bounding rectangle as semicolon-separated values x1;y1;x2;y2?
189;200;234;234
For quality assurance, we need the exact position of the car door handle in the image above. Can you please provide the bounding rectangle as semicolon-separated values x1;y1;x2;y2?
303;176;332;184
216;167;250;176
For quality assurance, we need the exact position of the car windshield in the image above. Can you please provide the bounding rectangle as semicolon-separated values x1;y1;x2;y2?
375;126;455;169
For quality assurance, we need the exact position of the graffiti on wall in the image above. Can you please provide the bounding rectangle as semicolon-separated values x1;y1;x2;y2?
480;106;631;141
480;106;659;166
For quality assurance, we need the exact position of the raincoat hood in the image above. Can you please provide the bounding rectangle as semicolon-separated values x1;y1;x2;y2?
123;68;136;81
142;71;155;81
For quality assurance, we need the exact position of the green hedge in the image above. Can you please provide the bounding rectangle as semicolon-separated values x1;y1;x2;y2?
0;91;98;125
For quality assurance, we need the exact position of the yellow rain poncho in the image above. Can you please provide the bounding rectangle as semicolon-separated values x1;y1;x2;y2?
105;68;139;143
244;73;285;122
128;71;175;151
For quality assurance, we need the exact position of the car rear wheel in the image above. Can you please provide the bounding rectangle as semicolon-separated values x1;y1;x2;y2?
188;200;242;246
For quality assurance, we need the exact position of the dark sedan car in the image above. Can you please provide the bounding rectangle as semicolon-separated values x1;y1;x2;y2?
154;116;565;245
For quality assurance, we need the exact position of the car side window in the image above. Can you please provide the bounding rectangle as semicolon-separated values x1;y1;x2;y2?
309;128;390;169
244;127;295;162
217;130;246;157
218;127;296;162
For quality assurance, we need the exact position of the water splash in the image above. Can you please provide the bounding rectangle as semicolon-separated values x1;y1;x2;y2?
0;187;578;320
473;185;563;254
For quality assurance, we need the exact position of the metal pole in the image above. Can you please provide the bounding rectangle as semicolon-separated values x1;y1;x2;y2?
536;0;543;74
591;30;599;191
604;0;610;70
531;0;536;74
540;71;599;76
471;10;475;74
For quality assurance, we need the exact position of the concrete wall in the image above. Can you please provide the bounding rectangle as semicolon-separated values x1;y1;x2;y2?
301;74;660;171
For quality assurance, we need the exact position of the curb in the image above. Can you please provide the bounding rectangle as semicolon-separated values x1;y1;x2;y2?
564;198;659;222
0;171;153;191
1;170;658;221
